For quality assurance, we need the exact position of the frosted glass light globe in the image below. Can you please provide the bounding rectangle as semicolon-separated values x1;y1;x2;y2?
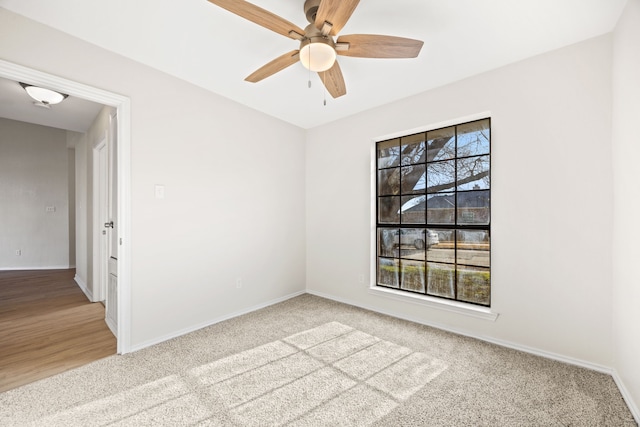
24;86;66;105
299;40;336;72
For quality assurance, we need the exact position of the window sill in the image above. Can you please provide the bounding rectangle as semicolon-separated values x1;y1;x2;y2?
368;286;499;321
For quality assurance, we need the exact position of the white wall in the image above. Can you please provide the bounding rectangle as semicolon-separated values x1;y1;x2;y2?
307;35;614;367
612;0;640;417
0;9;306;348
0;118;70;269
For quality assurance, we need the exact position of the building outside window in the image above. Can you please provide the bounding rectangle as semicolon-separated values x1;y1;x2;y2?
376;118;491;306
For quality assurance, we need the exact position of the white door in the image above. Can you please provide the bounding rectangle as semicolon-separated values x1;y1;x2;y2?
108;113;118;261
105;114;118;336
93;114;118;337
93;140;109;302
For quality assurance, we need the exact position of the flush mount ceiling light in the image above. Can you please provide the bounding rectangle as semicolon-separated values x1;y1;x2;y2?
19;82;68;107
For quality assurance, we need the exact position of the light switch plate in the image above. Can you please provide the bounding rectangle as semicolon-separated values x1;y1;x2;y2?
155;185;165;199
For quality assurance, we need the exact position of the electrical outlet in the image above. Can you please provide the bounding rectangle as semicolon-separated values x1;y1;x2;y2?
45;206;56;212
236;278;243;289
358;274;365;284
16;249;21;256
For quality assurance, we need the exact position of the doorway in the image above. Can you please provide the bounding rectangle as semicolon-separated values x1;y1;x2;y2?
0;59;132;354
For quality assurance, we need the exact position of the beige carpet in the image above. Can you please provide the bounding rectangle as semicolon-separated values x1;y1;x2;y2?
0;294;636;426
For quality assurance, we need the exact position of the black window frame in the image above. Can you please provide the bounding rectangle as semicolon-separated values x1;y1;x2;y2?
375;118;491;307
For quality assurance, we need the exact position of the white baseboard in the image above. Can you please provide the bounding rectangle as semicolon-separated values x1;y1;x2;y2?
128;289;306;353
0;265;71;271
479;335;612;374
612;369;640;425
306;289;612;374
74;274;93;302
105;316;117;338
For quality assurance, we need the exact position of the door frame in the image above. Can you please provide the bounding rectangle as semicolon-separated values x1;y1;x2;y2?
0;59;132;354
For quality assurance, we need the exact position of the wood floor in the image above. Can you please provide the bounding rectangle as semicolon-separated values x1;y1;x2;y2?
0;269;116;392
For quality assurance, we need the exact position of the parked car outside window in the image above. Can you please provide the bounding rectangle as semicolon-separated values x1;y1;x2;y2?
395;229;439;249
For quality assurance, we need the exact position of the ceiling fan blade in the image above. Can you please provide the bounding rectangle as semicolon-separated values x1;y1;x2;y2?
208;0;305;40
319;61;346;98
245;51;300;83
336;34;424;58
315;0;360;36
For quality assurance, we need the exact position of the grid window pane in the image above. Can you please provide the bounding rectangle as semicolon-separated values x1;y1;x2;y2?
427;263;455;298
401;165;426;194
400;260;426;292
427;126;455;161
457;155;489;191
457;230;490;268
401;195;426;224
401;133;426;165
378;258;399;288
378;139;400;169
378;169;400;196
457;190;490;225
457;119;490;157
457;267;490;305
378;197;400;224
427;229;454;264
427;160;456;193
378;228;399;258
427;193;455;225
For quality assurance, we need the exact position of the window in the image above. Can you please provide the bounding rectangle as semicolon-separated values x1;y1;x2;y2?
376;118;491;306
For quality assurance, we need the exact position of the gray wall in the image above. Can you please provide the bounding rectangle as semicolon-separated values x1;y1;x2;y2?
0;118;70;269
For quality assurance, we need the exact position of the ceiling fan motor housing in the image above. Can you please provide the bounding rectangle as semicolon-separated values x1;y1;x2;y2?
304;0;321;24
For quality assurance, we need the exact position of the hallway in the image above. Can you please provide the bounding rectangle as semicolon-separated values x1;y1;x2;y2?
0;269;116;392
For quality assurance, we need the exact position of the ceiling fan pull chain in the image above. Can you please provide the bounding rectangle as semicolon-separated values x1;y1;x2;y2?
323;71;327;106
308;45;312;88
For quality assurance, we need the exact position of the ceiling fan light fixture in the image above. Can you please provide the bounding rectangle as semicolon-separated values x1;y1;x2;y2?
299;38;336;72
19;83;68;105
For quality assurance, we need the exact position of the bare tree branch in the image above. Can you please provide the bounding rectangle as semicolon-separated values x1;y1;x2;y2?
427;170;489;193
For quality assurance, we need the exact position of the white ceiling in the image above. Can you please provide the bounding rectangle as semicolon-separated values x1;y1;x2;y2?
0;0;628;130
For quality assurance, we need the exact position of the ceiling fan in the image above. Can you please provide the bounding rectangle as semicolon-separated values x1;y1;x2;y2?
207;0;424;98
